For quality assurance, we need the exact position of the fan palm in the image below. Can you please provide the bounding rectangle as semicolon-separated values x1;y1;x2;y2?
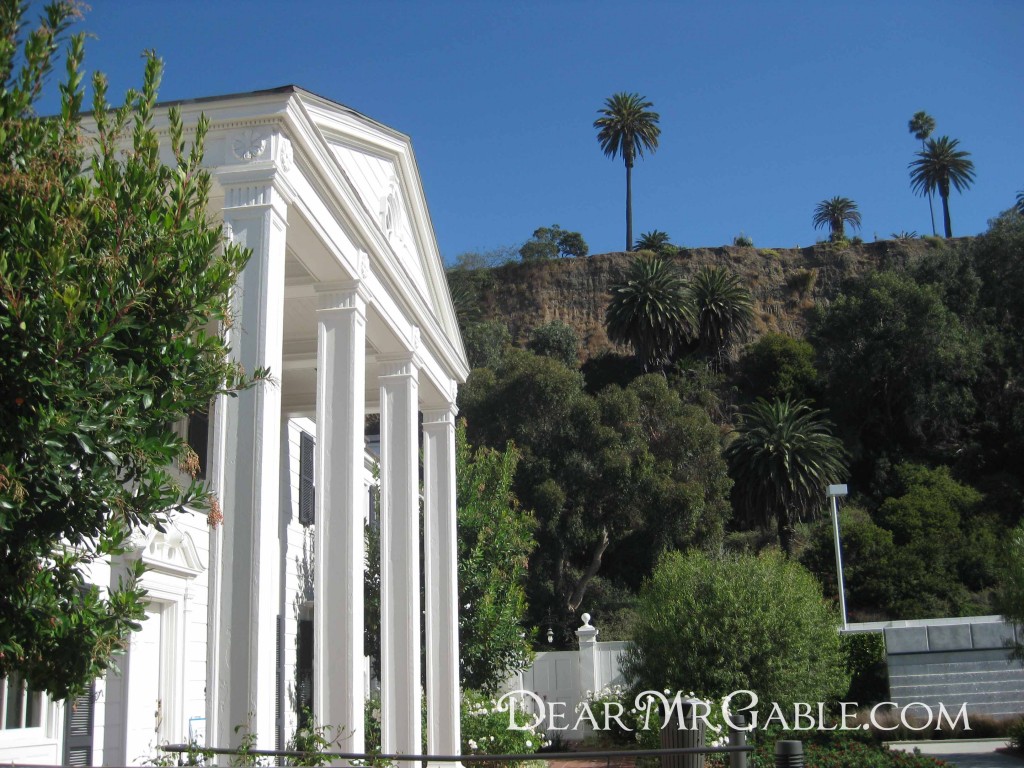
595;93;661;251
1015;190;1023;217
634;230;672;253
908;111;938;235
605;255;692;372
909;136;975;238
725;398;848;556
687;266;754;369
812;197;862;242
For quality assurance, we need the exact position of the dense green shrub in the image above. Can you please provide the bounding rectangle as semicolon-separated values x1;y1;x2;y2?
527;320;580;368
462;319;511;370
738;333;820;403
840;632;888;705
622;551;849;710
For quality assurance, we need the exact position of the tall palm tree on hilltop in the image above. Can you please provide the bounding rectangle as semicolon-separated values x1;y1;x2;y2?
812;197;862;242
595;92;661;252
908;111;938;236
909;136;975;238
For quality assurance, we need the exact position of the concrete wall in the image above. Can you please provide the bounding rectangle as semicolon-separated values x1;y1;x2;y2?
884;616;1024;717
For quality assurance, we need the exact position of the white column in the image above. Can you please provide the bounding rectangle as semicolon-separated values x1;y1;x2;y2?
314;282;369;752
211;180;287;749
422;402;461;767
378;355;421;767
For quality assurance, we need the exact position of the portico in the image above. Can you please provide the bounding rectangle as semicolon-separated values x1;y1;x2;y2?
187;87;467;763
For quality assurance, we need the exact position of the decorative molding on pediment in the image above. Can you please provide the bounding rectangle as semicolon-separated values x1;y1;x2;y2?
231;128;270;161
128;521;205;579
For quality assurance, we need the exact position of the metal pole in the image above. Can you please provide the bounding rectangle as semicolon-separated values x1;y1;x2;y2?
729;715;747;768
830;494;848;630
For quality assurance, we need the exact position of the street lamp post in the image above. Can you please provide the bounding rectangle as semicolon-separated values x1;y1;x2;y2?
827;484;849;631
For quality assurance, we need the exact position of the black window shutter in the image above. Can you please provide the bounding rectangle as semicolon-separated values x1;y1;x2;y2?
296;618;314;728
63;682;95;766
298;432;315;526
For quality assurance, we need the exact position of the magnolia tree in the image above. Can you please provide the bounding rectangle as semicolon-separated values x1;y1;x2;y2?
0;2;255;698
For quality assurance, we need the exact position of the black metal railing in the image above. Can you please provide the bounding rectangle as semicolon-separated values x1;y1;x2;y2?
157;742;758;768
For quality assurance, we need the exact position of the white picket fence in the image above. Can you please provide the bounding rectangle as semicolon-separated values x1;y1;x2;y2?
503;615;629;741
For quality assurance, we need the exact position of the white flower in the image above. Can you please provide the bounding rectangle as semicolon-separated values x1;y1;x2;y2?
525;740;532;748
468;739;478;750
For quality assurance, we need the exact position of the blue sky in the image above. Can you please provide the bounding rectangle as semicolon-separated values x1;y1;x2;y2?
38;1;1024;262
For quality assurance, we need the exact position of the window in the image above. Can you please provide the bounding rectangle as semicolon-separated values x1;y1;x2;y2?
298;431;315;526
0;672;43;731
186;410;210;480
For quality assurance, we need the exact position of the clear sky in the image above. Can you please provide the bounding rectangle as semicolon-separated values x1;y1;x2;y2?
37;0;1024;262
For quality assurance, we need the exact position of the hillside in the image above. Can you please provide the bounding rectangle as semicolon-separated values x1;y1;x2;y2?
457;238;955;360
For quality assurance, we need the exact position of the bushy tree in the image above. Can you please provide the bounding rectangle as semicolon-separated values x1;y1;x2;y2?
527;320;579;368
738;333;820;403
455;425;535;692
996;518;1024;659
811;270;981;470
519;225;588;260
366;425;536;692
801;506;901;620
874;464;989;617
462;319;511;370
622;550;849;709
0;4;254;698
460;351;731;639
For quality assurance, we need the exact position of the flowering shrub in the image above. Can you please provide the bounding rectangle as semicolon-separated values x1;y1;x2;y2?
365;690;547;766
463;689;549;766
577;686;731;750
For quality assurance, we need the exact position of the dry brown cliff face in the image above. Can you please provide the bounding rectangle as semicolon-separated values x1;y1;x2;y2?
466;239;937;361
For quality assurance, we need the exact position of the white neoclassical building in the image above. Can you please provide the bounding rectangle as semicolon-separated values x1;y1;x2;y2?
0;86;469;766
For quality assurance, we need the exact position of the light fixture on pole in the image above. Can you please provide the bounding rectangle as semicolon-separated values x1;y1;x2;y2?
827;483;849;631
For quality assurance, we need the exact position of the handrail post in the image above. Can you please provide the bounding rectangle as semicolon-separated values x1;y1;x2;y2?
774;740;804;768
728;715;747;768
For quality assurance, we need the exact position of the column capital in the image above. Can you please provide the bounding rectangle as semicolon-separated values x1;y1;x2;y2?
422;403;458;427
378;353;421;379
218;166;292;218
315;280;372;312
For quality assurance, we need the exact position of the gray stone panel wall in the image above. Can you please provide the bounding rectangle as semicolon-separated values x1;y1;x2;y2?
885;618;1024;718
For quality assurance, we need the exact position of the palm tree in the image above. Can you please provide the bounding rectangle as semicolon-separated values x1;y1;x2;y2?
595;93;661;252
908;111;938;235
634;230;672;253
909;136;975;238
725;398;848;556
1015;189;1024;216
687;266;754;369
812;197;862;242
605;255;691;372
